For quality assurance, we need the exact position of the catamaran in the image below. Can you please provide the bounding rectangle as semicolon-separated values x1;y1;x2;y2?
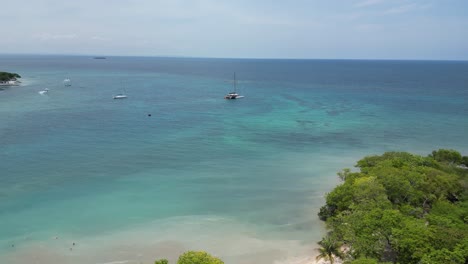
113;86;127;99
63;78;72;87
224;73;244;99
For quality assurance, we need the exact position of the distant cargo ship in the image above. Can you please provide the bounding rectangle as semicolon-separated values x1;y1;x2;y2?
93;57;107;59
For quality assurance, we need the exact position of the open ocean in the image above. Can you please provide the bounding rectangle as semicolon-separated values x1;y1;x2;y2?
1;55;468;264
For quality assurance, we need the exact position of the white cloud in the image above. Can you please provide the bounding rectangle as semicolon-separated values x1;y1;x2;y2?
91;36;109;41
355;0;386;7
355;23;383;32
35;33;78;41
384;3;432;14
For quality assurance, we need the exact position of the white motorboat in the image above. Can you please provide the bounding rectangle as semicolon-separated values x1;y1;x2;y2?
113;94;127;99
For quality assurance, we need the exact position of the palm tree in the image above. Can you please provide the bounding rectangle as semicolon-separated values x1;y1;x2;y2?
316;235;343;264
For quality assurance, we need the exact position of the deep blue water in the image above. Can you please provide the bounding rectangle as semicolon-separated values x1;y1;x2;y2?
1;55;467;263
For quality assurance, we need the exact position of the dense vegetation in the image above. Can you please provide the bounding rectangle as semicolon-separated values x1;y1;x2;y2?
317;149;468;264
155;251;224;264
0;71;21;82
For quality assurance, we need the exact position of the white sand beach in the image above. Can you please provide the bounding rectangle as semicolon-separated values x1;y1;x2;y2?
1;215;327;264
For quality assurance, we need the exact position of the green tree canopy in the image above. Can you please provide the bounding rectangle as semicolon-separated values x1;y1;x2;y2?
345;258;380;264
177;251;224;264
430;149;463;164
0;72;21;82
318;150;468;264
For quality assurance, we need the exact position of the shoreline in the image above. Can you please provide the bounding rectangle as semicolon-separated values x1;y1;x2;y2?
2;236;322;264
0;215;326;264
0;81;20;87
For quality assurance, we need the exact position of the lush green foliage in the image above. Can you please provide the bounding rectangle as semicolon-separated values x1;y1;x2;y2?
0;71;21;82
462;156;468;166
346;258;380;264
430;149;463;164
155;251;223;264
177;251;224;264
318;150;468;263
316;235;344;264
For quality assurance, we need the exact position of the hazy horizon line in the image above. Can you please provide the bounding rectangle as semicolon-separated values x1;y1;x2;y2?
1;52;467;62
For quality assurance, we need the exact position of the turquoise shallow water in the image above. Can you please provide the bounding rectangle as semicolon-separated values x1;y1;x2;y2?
1;56;468;263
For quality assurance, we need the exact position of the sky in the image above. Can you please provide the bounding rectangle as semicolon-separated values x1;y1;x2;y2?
1;0;468;60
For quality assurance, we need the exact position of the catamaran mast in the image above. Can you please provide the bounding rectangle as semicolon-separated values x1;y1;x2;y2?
234;72;237;93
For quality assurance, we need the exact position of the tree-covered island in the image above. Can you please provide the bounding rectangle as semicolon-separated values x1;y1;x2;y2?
317;149;468;264
0;71;21;85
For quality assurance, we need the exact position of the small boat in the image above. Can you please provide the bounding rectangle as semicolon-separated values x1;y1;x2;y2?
38;88;49;95
224;73;244;99
113;86;127;99
225;92;244;99
113;94;127;99
63;78;72;87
